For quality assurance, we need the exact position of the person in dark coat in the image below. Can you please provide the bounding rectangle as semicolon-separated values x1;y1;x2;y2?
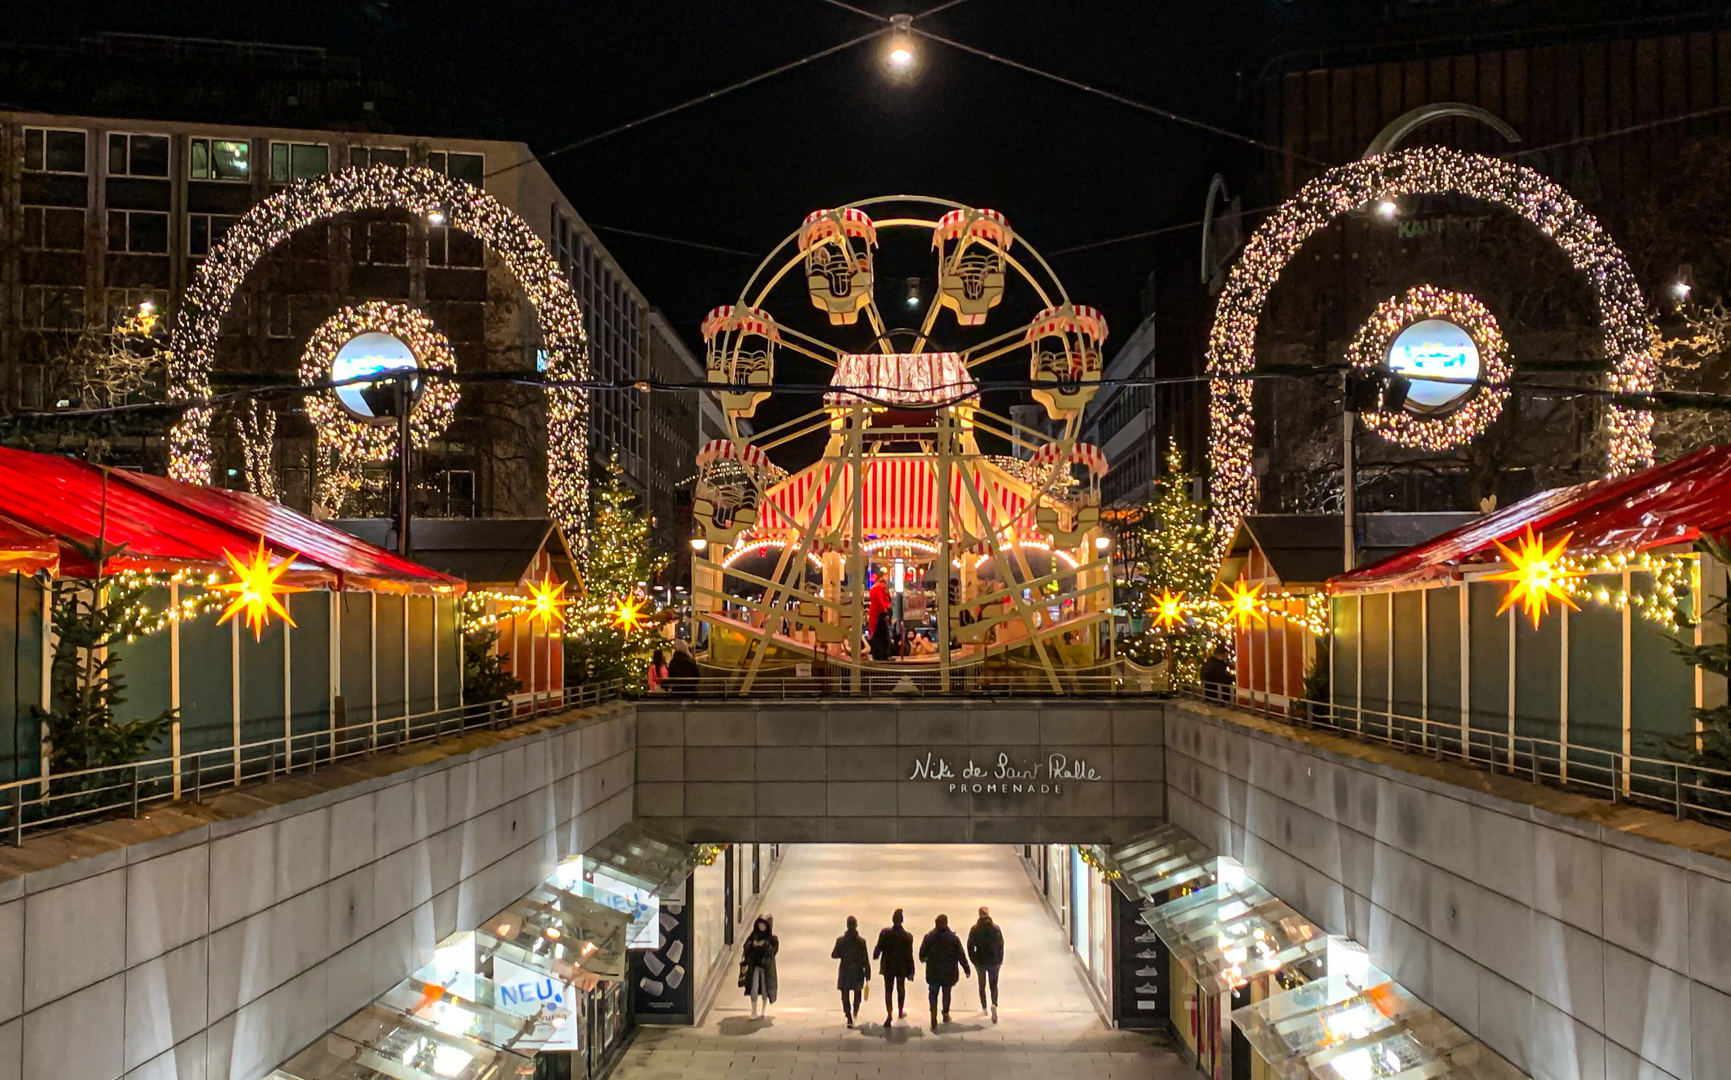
739;915;778;1018
872;908;916;1025
831;915;872;1028
966;906;1005;1022
917;913;971;1027
665;640;701;695
1200;644;1232;702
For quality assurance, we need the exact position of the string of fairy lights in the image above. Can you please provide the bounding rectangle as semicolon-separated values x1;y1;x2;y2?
1347;286;1511;452
299;302;460;515
167;164;591;543
1205;146;1658;560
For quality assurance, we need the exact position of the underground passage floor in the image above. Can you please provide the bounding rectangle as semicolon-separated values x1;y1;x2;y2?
611;844;1190;1080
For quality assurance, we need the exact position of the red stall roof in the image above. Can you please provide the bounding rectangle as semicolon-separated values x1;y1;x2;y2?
0;448;460;593
0;516;60;577
1330;444;1731;595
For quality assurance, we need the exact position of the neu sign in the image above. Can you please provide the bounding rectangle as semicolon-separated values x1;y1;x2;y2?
909;751;1103;795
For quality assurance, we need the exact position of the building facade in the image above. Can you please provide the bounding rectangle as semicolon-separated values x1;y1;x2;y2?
0;101;681;522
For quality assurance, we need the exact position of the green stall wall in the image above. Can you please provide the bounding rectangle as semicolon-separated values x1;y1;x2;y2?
0;574;45;784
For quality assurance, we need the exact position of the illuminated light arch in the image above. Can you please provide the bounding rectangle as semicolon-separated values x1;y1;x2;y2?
299;302;461;515
1205;146;1655;555
721;538;824;572
169;164;590;543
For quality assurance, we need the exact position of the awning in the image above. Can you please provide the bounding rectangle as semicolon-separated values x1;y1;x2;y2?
581;821;697;898
267;1002;534;1080
1140;874;1328;994
487;882;630;980
0;447;460;593
377;968;565;1058
1330;443;1731;594
1094;825;1216;902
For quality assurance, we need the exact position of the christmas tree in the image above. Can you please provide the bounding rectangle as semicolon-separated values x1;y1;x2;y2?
1116;445;1222;680
563;456;669;687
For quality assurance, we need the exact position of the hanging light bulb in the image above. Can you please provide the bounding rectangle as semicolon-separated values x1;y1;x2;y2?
906;276;921;307
884;15;917;75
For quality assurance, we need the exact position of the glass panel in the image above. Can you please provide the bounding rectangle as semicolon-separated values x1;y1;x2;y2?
130;134;169;177
109;133;126;175
293;143;329;178
269;1003;534;1079
578;820;697;897
189;139;209;178
213;139;249;180
271;142;290;182
45;130;86;173
485;886;629;980
447;152;484;183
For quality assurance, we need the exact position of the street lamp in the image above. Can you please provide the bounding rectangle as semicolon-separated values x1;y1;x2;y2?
1375;199;1398;221
427;209;446;227
884;15;916;75
689;536;708;552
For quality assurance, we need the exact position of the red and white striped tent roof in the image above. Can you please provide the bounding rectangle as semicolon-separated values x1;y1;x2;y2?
932;207;1013;248
800;207;878;250
1025;304;1109;345
701;305;781;343
696;439;775;470
1029;442;1110;475
755;455;1039;542
824;352;976;409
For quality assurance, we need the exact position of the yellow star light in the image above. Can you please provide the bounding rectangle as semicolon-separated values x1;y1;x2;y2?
610;594;647;634
213;540;304;641
1152;589;1187;631
1221;578;1265;629
526;573;572;628
1486;526;1581;628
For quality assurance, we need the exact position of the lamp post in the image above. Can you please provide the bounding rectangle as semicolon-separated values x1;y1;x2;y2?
395;371;413;557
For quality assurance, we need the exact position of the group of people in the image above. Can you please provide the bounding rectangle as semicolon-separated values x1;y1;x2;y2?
738;909;1006;1030
645;641;700;693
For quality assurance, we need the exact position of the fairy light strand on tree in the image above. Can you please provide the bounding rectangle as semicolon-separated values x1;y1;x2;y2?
168;164;591;545
1205;146;1656;561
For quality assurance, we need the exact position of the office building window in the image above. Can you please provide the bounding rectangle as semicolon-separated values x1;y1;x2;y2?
189;138;249;181
428;151;484;184
188;214;238;257
24;128;86;174
22;286;85;331
107;210;170;254
353;219;408;265
266;296;293;338
21;206;85;251
270;142;328;182
107;133;169;178
426;226;484;267
351;146;408;168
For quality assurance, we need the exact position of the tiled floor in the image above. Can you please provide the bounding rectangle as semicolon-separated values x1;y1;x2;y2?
612;844;1190;1080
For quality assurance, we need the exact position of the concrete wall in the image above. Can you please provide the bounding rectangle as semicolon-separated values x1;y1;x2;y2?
1164;699;1731;1080
635;700;1164;844
0;703;635;1080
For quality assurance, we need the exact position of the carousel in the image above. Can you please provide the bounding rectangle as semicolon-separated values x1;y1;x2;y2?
690;197;1114;692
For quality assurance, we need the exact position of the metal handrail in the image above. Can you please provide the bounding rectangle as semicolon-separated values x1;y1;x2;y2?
1177;683;1731;829
668;659;1170;700
1;680;624;846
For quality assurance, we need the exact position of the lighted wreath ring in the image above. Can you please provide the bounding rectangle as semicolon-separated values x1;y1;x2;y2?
300;300;460;457
1348;286;1509;451
168;165;590;543
1204;146;1655;558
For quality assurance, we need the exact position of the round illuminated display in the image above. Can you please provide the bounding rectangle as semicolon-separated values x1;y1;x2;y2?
331;331;421;421
1347;285;1509;451
1385;319;1480;412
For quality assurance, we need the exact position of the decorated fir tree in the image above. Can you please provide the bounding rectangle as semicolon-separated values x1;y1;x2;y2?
563;457;669;687
1117;446;1222;680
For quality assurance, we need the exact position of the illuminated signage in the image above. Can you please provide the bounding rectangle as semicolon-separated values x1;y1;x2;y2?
331;331;420;421
1385;318;1479;411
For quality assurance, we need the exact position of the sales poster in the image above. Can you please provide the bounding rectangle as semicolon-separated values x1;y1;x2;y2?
631;875;694;1024
1113;887;1167;1029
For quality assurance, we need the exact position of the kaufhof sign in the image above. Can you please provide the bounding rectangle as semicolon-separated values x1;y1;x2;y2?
909;751;1102;795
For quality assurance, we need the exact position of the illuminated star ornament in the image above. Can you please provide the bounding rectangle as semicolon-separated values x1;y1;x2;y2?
526;573;572;628
1222;579;1265;628
610;594;648;634
213;540;304;640
1152;589;1187;631
1486;526;1582;628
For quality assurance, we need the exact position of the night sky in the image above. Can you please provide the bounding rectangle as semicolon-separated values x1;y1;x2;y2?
10;0;1697;356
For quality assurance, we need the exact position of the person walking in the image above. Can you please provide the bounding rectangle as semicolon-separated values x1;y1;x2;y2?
739;915;778;1019
832;915;872;1028
872;908;915;1025
966;906;1005;1023
918;913;971;1028
1200;644;1232;702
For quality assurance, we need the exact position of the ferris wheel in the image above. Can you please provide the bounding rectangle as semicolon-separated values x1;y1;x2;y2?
689;196;1116;692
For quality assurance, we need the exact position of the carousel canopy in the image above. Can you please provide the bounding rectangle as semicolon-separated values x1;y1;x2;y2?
1330;444;1731;595
758;454;1036;541
0;447;460;593
825;352;976;409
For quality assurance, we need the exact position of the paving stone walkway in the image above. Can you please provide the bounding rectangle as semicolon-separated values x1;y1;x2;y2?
612;844;1191;1080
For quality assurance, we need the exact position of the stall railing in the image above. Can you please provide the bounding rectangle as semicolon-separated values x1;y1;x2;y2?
1176;683;1731;829
672;658;1168;699
0;680;624;846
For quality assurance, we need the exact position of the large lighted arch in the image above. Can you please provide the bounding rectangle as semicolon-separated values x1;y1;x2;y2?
1205;146;1655;553
168;165;591;543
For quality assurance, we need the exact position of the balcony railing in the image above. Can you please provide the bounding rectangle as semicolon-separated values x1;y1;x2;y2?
1176;683;1731;830
0;681;624;847
660;659;1170;699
